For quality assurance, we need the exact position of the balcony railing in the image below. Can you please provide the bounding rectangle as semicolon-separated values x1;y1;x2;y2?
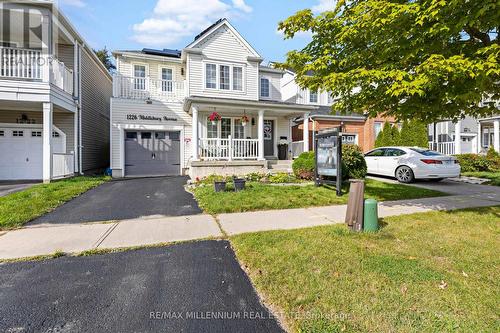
50;58;74;95
113;74;185;101
199;137;259;160
0;46;42;80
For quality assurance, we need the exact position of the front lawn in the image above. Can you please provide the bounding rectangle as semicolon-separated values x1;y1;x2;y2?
462;171;500;186
0;176;109;230
231;207;500;332
193;179;445;215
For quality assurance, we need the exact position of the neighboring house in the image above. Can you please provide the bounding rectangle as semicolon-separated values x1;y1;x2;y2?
428;114;500;155
0;1;112;182
110;18;396;179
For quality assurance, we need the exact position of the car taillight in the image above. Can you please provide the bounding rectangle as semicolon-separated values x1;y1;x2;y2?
421;159;443;164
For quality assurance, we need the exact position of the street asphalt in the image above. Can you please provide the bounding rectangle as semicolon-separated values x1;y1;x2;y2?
29;176;202;225
0;240;284;333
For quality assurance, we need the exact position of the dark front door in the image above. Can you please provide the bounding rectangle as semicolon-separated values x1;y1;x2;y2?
125;131;181;177
263;120;274;157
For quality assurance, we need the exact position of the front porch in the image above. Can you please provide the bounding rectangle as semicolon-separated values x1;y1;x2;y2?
185;96;316;177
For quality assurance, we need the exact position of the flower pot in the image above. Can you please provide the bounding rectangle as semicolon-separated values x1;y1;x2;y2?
233;178;246;191
214;181;226;192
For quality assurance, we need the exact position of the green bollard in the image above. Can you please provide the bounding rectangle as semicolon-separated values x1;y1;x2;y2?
363;199;379;232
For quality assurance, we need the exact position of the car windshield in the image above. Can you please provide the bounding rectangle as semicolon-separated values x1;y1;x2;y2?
410;148;442;156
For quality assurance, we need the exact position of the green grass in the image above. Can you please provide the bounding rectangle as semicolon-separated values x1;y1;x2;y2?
193;179;445;215
0;176;109;230
231;207;500;332
462;171;500;186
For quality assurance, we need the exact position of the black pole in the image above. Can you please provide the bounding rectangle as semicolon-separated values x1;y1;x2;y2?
314;135;319;186
336;134;342;196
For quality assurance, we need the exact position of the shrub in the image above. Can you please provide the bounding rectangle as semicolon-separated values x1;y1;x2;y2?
341;144;367;179
455;154;492;172
268;172;298;183
292;151;315;179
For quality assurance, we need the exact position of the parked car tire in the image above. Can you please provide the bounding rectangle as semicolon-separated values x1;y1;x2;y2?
395;166;415;183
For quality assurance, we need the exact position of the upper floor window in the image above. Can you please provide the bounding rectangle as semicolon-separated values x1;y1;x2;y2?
206;64;217;89
134;65;146;90
161;68;173;92
309;90;318;103
260;77;270;98
220;65;230;90
233;67;243;91
374;122;383;139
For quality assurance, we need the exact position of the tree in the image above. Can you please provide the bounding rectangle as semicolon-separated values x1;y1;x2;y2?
375;122;392;147
399;120;429;147
390;124;401;146
94;47;116;72
278;1;499;123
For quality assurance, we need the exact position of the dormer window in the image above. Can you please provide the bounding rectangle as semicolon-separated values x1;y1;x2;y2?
260;77;270;98
309;90;318;103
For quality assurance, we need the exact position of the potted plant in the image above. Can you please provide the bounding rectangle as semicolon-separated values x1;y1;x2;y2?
241;115;249;127
233;176;246;191
213;175;226;192
209;112;221;125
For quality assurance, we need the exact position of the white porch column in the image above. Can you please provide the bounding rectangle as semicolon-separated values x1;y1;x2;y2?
192;105;199;161
43;102;53;183
454;121;462;155
493;120;500;153
303;113;310;152
258;110;265;160
477;122;482;153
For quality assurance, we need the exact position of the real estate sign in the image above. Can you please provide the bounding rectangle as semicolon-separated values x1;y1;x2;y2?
314;128;343;196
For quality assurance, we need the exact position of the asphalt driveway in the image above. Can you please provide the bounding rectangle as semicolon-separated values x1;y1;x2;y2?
0;241;284;333
0;181;39;197
30;176;202;225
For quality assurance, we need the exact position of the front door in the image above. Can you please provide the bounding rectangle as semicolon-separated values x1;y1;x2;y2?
264;120;274;157
125;131;180;177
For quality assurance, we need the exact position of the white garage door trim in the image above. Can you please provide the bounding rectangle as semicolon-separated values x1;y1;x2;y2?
117;124;185;175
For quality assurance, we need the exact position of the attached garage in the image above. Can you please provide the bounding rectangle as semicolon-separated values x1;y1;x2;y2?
124;130;181;177
0;125;65;180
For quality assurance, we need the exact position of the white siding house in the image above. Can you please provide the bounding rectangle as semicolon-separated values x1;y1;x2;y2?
0;1;112;182
111;19;320;178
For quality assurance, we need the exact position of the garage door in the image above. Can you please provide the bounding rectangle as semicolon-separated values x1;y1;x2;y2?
125;131;181;177
0;127;65;180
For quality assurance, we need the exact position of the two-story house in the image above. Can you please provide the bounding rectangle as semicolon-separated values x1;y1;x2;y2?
0;1;112;182
111;19;317;178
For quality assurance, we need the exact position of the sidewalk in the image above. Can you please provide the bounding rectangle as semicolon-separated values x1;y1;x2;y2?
1;191;499;260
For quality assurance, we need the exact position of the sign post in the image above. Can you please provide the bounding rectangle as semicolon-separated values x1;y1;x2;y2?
314;128;343;196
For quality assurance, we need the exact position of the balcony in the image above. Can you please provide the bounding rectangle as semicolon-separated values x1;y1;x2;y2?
113;74;185;102
0;46;74;95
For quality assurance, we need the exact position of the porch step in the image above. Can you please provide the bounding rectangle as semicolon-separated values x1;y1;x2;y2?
267;160;293;174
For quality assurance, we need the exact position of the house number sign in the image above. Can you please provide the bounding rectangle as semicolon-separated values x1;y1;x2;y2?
126;114;177;122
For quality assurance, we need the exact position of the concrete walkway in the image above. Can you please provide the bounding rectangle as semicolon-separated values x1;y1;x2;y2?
1;180;499;260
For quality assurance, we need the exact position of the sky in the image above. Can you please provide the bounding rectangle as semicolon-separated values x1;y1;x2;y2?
56;0;336;63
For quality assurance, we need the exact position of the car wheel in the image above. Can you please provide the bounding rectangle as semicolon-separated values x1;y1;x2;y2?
395;166;415;183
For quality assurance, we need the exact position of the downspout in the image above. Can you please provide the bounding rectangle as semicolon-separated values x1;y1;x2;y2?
77;43;83;175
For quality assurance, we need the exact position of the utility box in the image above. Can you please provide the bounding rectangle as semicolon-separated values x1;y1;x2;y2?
363;199;379;232
345;179;365;231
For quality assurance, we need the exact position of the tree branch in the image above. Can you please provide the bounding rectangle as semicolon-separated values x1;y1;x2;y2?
464;26;491;46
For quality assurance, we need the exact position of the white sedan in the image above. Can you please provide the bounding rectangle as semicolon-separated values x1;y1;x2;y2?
364;147;461;183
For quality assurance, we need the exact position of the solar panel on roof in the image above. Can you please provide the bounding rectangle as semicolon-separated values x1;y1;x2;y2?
141;48;181;58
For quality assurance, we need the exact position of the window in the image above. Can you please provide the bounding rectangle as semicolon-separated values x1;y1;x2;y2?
365;149;386;157
0;130;4;137
234;119;245;139
13;130;24;137
141;132;152;139
207;120;218;139
52;131;60;138
161;68;173;92
233;67;243;91
374;122;383;139
309;90;318;103
169;132;180;141
155;132;166;139
410;148;442;156
134;65;146;90
219;65;230;90
385;148;406;157
221;118;231;138
206;63;217;89
126;132;137;140
260;77;270;97
31;131;42;137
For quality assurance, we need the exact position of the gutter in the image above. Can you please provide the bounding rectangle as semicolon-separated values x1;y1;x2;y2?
183;96;318;113
293;114;367;123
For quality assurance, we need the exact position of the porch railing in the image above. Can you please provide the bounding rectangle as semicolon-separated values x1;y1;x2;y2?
291;140;305;158
113;74;185;101
199;137;259;160
0;46;42;79
429;142;455;155
50;58;74;95
52;153;74;178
